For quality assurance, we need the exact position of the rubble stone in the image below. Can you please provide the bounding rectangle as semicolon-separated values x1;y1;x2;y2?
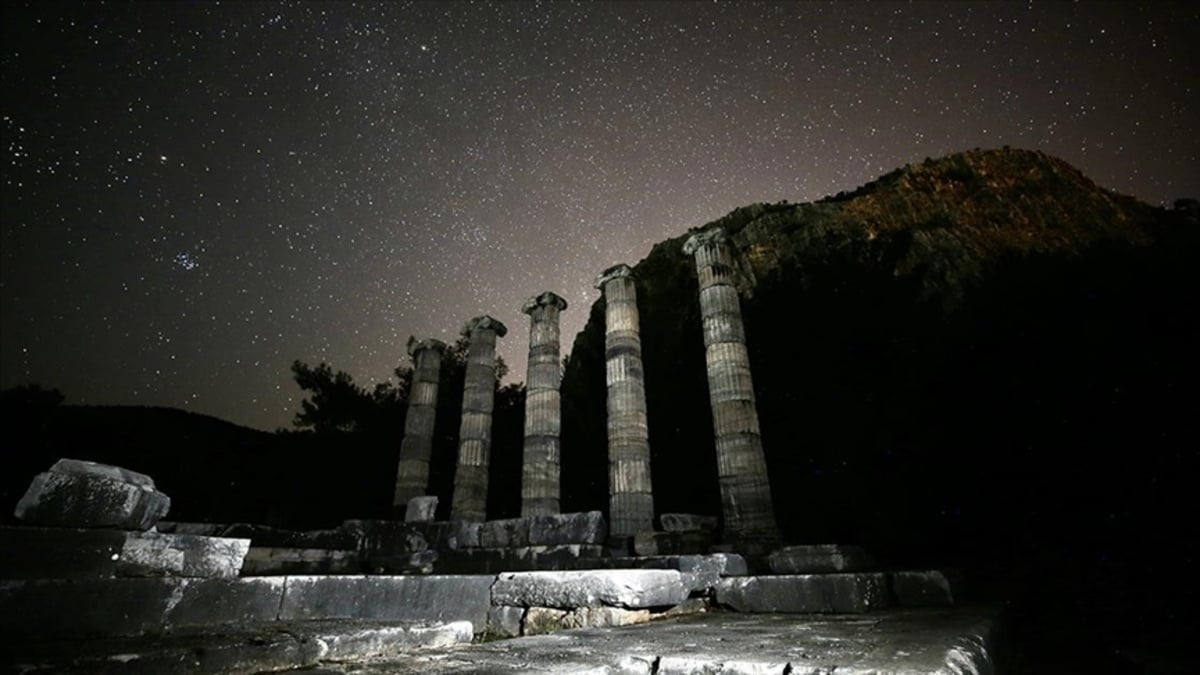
404;496;439;522
14;460;171;530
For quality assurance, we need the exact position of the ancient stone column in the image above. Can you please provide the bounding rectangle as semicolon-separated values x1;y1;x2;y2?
520;291;569;517
450;315;507;522
392;337;447;514
683;227;780;543
594;264;655;538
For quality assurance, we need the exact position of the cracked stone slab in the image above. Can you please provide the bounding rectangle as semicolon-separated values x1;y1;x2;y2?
491;570;688;609
313;608;998;674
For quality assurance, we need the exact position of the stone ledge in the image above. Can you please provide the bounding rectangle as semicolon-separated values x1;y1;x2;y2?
240;547;362;576
7;620;473;674
0;574;494;640
0;526;249;579
278;575;493;633
491;570;688;610
714;573;890;613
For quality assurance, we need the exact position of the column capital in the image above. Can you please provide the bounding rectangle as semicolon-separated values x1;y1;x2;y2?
683;226;729;256
522;291;568;314
462;315;508;338
406;336;447;357
594;263;634;289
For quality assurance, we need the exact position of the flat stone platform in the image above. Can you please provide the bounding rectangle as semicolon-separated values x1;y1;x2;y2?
319;607;997;674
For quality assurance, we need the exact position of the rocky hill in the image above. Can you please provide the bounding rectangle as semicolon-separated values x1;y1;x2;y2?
560;148;1197;570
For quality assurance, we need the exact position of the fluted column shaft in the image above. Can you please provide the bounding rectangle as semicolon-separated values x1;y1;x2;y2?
451;315;507;521
684;229;779;542
595;264;654;537
393;337;447;512
521;291;569;516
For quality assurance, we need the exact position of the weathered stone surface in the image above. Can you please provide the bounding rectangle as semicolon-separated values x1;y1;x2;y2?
435;545;606;574
120;532;249;578
715;573;889;614
318;620;475;660
240;547;362;575
527;510;607;546
480;517;531;548
890;570;956;607
404;496;439;522
15;462;171;531
491;570;688;609
634;530;716;556
767;544;874;574
601;553;749;584
0;576;287;639
0;526;248;579
522;605;651;636
448;519;482;549
278;575;494;633
487;605;526;638
659;513;719;532
222;522;355;549
7;620;474;674
363;549;438;575
340;519;429;554
329;609;998;674
47;458;156;486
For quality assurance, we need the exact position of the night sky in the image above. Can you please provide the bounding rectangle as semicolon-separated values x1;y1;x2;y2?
2;1;1196;431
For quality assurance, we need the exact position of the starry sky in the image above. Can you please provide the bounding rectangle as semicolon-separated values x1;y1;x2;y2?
2;1;1196;431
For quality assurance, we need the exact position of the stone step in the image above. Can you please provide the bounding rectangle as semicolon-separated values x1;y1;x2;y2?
0;525;250;580
8;619;473;674
0;574;494;640
714;570;958;614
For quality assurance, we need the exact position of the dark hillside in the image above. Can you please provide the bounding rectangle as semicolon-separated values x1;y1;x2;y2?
560;148;1199;659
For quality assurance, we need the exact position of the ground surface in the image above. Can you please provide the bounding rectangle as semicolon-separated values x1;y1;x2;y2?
310;608;996;674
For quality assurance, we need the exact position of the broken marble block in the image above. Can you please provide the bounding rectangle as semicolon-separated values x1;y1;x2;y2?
522;605;651;636
405;496;439;522
658;513;719;532
14;458;171;530
527;511;607;546
491;570;688;609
